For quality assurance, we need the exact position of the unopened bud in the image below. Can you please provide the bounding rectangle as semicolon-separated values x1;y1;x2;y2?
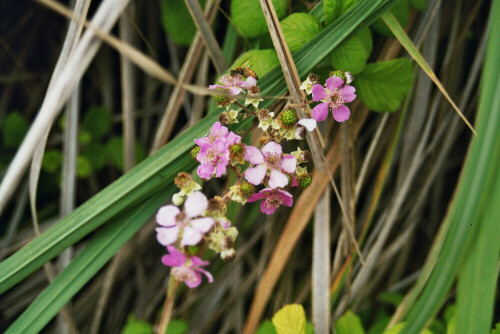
295;125;307;139
190;146;200;160
172;193;185;206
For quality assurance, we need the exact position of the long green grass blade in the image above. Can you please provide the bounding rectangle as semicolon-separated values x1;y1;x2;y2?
5;188;174;334
402;1;500;332
0;0;398;296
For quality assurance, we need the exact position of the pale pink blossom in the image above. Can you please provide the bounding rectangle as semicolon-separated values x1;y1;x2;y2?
247;188;293;215
208;74;256;96
244;142;297;188
312;76;356;122
156;192;214;247
162;246;213;288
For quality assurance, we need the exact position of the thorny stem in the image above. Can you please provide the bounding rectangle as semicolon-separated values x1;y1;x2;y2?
157;276;179;334
234;101;254;114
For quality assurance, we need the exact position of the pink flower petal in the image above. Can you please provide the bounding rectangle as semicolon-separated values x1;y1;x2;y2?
268;169;289;188
280;155;297;173
245;146;264;165
326;76;344;91
278;190;293;207
341;85;357;102
312;102;329;122
184;271;202;288
297;118;317;131
332;105;351;122
162;246;186;266
244;165;267;185
312;84;326;102
191;256;210;267
181;226;203;246
156;205;180;227
260;200;277;215
247;190;268;202
197;164;214;179
261;141;282;156
215;160;227;178
190;217;215;233
185;191;208;218
196;267;214;283
156;226;180;246
211;122;228;136
226;132;241;145
229;87;242;95
239;76;257;89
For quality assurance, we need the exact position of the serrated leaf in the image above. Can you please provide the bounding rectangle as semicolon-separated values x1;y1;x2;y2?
371;0;409;37
121;315;153;334
257;320;277;334
41;150;62;173
272;304;306;334
2;112;29;148
160;0;206;46
231;49;280;78
355;58;413;112
281;13;321;52
231;0;288;38
329;30;370;75
82;106;112;140
335;311;365;334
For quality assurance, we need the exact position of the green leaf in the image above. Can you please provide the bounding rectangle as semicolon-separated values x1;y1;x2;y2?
78;129;92;146
357;27;373;55
371;0;409;37
281;13;321;52
329;29;371;75
160;0;206;46
82;106;112;141
2;112;29;148
76;155;93;178
383;323;433;334
491;323;500;334
165;319;188;334
41;149;62;173
378;291;404;307
82;142;107;171
272;304;307;334
231;0;288;38
257;320;277;334
324;0;360;25
231;49;280;78
106;137;147;172
335;311;365;334
121;315;154;334
355;58;413;112
410;0;426;11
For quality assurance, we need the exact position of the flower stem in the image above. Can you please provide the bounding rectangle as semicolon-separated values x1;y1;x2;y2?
157;276;179;334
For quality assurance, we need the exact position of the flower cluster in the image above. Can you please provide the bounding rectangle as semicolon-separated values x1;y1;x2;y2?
156;67;356;288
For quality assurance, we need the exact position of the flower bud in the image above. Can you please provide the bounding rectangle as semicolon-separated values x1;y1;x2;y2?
298;174;312;188
256;109;275;131
213;94;232;108
190;146;200;160
229;143;246;166
294;125;307;139
221;248;236;262
230;181;255;205
172;192;185;206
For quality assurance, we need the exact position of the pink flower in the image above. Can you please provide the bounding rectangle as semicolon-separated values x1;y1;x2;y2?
208;74;256;96
311;76;356;123
156;192;215;247
195;122;241;179
162;246;213;288
244;142;297;188
247;188;293;215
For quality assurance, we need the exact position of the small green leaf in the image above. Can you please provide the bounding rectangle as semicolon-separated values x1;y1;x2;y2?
78;130;92;146
82;106;112;140
355;58;413;112
82;143;107;171
378;291;404;307
231;0;288;38
335;311;365;334
2;112;29;148
160;0;206;46
231;49;280;78
383;323;433;334
121;315;153;334
106;137;147;172
410;0;426;11
165;319;188;334
281;13;321;52
329;29;371;75
76;156;93;178
272;304;306;334
371;0;409;37
257;320;277;334
41;150;62;173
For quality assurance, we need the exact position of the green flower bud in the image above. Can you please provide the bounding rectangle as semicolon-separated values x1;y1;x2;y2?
190;146;200;159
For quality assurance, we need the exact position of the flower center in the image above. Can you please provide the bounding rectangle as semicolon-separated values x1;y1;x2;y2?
264;152;281;168
172;266;197;284
326;88;345;108
265;193;283;208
